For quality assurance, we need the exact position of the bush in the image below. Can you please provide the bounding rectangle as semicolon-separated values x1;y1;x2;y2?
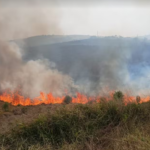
2;102;9;112
63;95;72;104
136;96;141;103
113;91;124;103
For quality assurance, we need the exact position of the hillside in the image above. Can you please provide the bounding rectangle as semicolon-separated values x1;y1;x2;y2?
15;35;90;47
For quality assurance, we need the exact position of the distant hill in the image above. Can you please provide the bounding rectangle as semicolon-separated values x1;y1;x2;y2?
15;35;90;47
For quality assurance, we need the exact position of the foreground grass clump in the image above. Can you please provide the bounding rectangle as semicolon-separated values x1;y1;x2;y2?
2;102;10;112
0;99;150;150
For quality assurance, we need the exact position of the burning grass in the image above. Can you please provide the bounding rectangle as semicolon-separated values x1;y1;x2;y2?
0;94;150;150
0;90;150;106
0;91;97;106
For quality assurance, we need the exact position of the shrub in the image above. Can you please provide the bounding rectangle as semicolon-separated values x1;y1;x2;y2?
113;91;124;103
2;102;9;112
136;96;141;103
63;95;72;104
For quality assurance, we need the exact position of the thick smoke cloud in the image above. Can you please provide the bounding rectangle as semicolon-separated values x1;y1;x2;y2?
0;2;76;98
21;36;150;96
80;47;131;94
1;0;150;98
0;41;74;97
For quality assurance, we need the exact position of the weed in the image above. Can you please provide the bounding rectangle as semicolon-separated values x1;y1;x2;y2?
2;102;9;112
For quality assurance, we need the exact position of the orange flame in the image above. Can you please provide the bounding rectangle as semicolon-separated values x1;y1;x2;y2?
0;91;96;106
0;91;150;106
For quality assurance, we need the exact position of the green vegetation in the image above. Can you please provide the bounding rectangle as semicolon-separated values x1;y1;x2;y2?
2;102;9;112
63;95;72;104
0;93;150;150
113;91;124;103
136;96;141;103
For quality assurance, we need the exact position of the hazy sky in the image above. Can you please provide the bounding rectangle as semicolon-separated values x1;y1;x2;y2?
0;0;150;38
60;5;150;37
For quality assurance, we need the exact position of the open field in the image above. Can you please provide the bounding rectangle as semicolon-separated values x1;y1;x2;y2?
0;93;150;150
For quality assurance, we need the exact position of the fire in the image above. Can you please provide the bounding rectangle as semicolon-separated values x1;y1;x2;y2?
0;91;150;106
0;91;96;106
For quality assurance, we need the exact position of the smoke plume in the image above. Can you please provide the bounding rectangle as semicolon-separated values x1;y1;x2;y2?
20;36;150;97
0;41;74;97
0;2;76;98
0;1;150;98
0;4;61;40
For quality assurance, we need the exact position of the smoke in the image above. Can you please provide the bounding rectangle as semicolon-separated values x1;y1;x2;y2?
70;38;150;96
0;4;61;40
0;2;77;98
1;1;150;98
67;43;132;95
0;41;75;97
21;36;150;96
82;47;131;94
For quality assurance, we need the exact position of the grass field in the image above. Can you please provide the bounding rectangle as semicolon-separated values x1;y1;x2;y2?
0;92;150;150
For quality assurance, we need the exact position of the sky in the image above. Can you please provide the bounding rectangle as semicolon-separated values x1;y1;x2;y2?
0;0;150;39
60;5;150;37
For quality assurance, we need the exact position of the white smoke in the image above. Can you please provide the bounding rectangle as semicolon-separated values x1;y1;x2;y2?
0;41;75;98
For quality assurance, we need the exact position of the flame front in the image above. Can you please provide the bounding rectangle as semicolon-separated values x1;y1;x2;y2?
0;91;150;106
0;91;96;106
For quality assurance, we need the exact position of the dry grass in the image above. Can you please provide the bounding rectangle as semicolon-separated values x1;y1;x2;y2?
0;95;150;150
0;101;61;134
